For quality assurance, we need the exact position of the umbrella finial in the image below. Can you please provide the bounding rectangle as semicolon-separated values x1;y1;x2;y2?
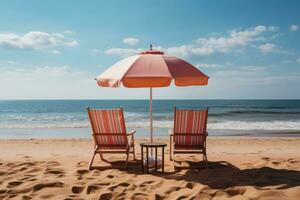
150;44;153;51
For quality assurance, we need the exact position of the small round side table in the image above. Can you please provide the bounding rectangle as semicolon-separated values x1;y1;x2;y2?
140;142;167;173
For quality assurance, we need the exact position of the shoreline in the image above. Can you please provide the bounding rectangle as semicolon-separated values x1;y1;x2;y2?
1;127;300;139
1;135;300;141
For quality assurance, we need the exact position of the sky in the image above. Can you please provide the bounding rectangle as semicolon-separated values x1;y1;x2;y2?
0;0;300;99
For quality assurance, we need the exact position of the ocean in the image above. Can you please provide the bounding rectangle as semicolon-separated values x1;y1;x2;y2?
0;100;300;139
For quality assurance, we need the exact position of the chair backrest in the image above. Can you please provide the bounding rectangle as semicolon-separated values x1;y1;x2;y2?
87;107;128;148
173;107;208;147
174;107;208;134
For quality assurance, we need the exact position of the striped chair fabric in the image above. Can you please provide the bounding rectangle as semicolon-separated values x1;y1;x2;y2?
174;108;208;149
88;108;128;149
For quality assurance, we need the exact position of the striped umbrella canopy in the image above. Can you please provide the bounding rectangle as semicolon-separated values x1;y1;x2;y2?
96;46;209;142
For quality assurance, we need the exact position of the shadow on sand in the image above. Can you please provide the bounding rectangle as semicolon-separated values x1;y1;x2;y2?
91;159;300;190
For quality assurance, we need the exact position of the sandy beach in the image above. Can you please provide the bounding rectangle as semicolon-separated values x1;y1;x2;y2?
0;137;299;200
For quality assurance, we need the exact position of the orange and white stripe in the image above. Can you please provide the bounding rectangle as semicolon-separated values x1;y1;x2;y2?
87;108;128;149
173;108;208;148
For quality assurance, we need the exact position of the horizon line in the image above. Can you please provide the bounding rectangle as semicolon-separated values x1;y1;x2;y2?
1;98;300;101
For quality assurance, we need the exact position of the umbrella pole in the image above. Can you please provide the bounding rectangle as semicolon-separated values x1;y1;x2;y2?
150;87;153;143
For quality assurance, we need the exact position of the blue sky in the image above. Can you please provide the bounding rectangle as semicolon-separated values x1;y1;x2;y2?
0;0;300;99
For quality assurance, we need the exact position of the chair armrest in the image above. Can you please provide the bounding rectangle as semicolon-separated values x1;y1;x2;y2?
126;130;136;136
172;133;208;136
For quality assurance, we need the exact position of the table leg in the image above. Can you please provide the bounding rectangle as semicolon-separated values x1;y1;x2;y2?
146;147;149;174
141;146;144;173
155;147;157;171
162;147;165;173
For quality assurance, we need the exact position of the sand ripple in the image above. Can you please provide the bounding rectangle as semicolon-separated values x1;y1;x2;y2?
0;138;299;199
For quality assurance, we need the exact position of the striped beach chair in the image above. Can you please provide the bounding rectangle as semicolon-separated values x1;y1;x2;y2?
87;107;136;170
169;107;209;167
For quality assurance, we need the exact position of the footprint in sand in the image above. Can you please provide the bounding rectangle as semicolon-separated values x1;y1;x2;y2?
45;168;65;176
0;189;7;194
8;195;18;199
186;182;195;189
39;194;55;199
7;181;23;188
129;192;148;199
272;161;281;165
33;181;64;192
86;184;101;194
98;192;113;200
26;168;42;174
139;180;154;187
46;161;60;166
21;195;32;200
261;157;270;161
19;167;28;171
0;171;6;176
225;188;246;196
108;182;130;191
76;169;89;175
23;156;31;159
71;185;84;194
287;158;300;164
107;175;114;179
17;162;36;167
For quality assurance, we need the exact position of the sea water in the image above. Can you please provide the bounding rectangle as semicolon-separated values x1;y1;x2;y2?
0;99;300;138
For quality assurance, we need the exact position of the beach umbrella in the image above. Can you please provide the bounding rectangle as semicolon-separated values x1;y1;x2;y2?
96;45;209;142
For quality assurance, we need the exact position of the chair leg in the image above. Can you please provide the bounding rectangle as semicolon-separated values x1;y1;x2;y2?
169;135;173;161
170;151;173;161
203;139;208;168
172;153;175;166
203;152;208;168
89;152;96;170
99;153;104;161
125;151;129;169
132;144;136;160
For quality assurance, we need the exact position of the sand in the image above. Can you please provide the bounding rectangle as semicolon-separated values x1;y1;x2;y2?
0;137;299;200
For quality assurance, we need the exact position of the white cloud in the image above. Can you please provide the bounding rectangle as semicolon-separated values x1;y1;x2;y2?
282;60;291;64
105;25;281;58
258;43;278;54
0;65;97;99
267;26;279;32
64;40;78;47
92;48;101;53
1;64;300;99
51;50;61;54
196;63;222;68
0;65;74;81
214;66;266;78
165;45;195;57
123;37;139;46
64;30;75;34
33;65;71;75
0;31;78;49
290;25;299;31
105;48;141;57
160;26;272;57
0;60;17;65
196;26;266;52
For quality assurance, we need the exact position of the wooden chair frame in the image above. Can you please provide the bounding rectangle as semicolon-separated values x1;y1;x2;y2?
87;107;136;170
169;107;209;167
